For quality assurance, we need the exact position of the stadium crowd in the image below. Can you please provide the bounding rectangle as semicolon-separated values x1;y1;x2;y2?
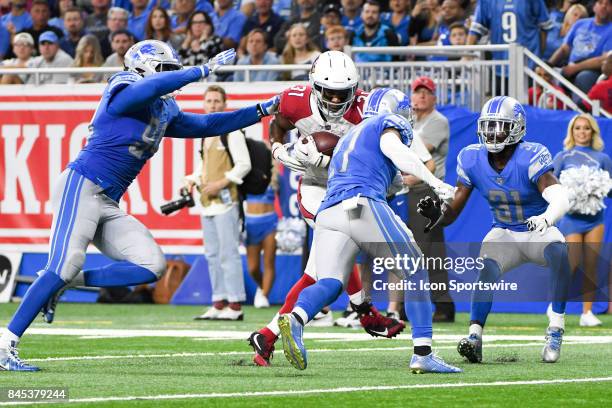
0;0;609;110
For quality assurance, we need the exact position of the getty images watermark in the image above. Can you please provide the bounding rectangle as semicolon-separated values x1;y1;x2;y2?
371;254;519;293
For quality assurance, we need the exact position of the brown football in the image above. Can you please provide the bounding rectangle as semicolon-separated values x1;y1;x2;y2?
305;131;339;156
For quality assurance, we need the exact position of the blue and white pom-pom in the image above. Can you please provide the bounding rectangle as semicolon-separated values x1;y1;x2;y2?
560;165;612;216
275;217;307;253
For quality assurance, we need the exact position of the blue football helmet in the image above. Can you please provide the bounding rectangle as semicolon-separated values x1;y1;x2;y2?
363;87;414;126
478;96;527;153
124;40;182;77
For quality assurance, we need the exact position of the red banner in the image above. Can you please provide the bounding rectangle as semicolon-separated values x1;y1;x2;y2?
0;82;288;253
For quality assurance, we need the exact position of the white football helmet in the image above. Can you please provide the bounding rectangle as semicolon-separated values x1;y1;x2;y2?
478;96;527;153
363;87;414;126
309;51;359;119
124;40;182;77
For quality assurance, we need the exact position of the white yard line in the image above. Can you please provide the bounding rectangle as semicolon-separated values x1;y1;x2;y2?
1;377;611;406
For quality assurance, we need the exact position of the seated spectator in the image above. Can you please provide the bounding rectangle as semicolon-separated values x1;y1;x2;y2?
145;6;182;50
128;0;150;41
1;32;34;84
542;3;588;61
48;0;74;33
26;30;74;84
436;0;465;46
587;51;612;112
240;0;284;51
1;0;33;35
548;0;611;98
350;0;398;63
59;7;86;57
212;0;247;50
528;66;567;109
86;0;111;40
324;24;348;52
102;29;134;80
100;6;129;58
21;0;65;49
341;0;363;33
70;34;104;83
280;22;320;80
171;0;197;35
178;11;223;66
274;0;320;53
429;20;467;61
318;3;341;50
409;0;440;46
381;0;411;46
234;28;280;81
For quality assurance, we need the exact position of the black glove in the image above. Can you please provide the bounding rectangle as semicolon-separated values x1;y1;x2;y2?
417;196;444;233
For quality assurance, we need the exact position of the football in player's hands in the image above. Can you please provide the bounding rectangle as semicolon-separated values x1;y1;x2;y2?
307;131;339;157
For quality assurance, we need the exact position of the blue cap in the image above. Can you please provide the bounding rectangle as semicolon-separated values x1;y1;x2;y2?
39;31;59;44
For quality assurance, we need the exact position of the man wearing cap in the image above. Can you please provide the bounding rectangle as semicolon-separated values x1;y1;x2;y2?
26;30;74;84
21;0;64;50
407;76;455;323
1;32;34;84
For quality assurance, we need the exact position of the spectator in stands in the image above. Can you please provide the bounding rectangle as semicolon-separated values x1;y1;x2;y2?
548;0;612;99
449;20;467;46
274;0;320;53
273;0;295;20
542;3;588;61
1;0;33;35
101;28;133;79
240;0;284;51
0;32;34;84
178;11;223;66
341;0;363;33
350;0;398;63
188;85;250;321
127;0;150;41
237;0;256;18
0;20;9;59
59;7;85;57
171;0;197;34
99;6;129;58
409;0;440;46
22;0;65;49
381;0;411;46
587;51;612;111
319;3;342;50
144;6;181;50
86;0;111;40
436;0;466;46
234;28;280;81
324;24;348;52
528;65;567;109
26;30;74;84
211;0;247;50
70;34;104;83
48;0;73;33
280;22;320;80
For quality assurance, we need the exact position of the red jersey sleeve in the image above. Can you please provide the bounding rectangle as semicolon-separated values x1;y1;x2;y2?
343;88;369;124
278;85;313;125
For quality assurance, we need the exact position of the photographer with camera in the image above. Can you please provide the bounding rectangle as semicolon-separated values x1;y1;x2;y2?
184;85;252;321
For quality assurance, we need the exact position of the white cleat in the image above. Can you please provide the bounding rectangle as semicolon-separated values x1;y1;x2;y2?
334;311;362;328
307;311;334;327
579;310;602;327
253;288;270;309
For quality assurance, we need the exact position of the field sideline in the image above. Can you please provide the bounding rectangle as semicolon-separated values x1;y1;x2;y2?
0;304;611;407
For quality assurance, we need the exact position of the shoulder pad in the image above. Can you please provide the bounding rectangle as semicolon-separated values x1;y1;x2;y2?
522;142;553;181
106;71;141;95
343;88;368;124
278;85;313;125
380;113;413;145
457;144;482;169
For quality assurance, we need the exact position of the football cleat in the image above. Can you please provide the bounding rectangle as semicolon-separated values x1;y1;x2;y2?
457;333;482;363
334;310;361;328
0;341;40;372
278;314;307;370
41;285;67;324
542;326;564;363
409;353;462;373
248;332;275;367
354;302;405;338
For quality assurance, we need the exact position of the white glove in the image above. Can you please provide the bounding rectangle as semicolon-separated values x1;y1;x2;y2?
272;142;305;174
433;182;456;202
294;136;330;168
202;48;236;76
526;214;550;234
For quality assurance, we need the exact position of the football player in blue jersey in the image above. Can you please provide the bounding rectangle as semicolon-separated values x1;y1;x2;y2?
0;40;280;372
417;96;572;363
277;88;462;373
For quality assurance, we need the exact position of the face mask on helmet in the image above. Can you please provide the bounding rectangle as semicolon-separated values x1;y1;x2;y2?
314;84;356;116
478;119;514;153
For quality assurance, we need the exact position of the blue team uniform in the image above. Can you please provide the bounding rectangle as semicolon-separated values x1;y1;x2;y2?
553;146;612;235
456;142;553;232
245;187;278;246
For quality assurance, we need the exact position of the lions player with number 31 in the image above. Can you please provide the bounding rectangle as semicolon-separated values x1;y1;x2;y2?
0;40;280;371
417;96;572;364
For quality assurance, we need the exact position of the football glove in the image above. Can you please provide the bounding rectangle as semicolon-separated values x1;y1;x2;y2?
294;136;330;168
417;195;444;233
257;94;281;117
201;48;236;77
526;214;550;234
434;183;456;202
272;142;306;174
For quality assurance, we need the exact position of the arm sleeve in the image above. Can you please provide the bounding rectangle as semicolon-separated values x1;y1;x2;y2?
469;3;488;37
165;106;260;138
225;131;252;184
535;0;554;30
380;130;443;189
542;183;570;224
108;67;205;115
563;21;578;47
410;133;433;162
528;145;554;183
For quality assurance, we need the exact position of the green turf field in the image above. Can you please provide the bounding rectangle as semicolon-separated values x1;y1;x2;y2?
0;304;611;407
